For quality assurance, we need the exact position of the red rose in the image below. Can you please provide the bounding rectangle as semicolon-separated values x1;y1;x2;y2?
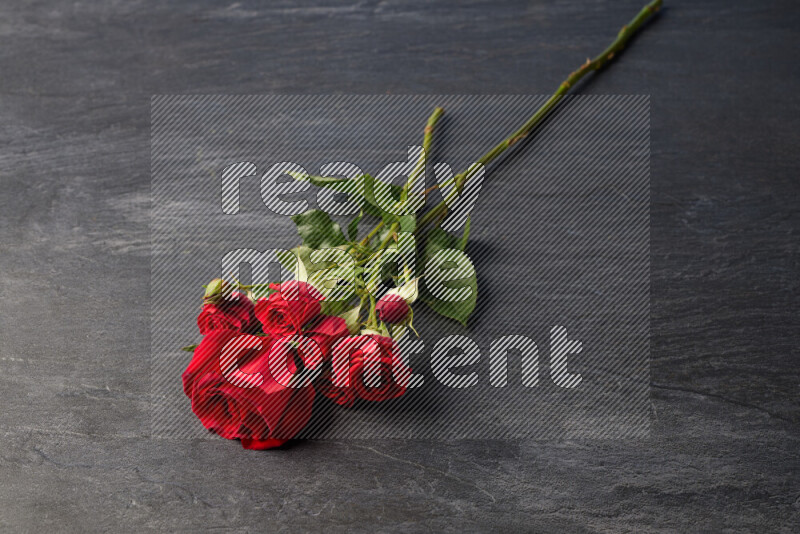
263;316;349;402
197;291;254;335
303;315;350;359
375;294;410;324
321;334;412;405
255;281;324;336
182;330;315;449
315;368;356;408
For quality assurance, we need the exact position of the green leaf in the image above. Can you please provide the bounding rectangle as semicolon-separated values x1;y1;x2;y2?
366;176;424;221
309;175;348;188
353;176;385;220
317;173;420;221
320;299;350;317
423;226;460;259
363;175;416;222
276;246;311;282
383;212;416;234
289;172;381;219
399;215;417;233
337;304;362;334
422;275;477;327
310;266;356;300
290;210;348;249
421;227;477;326
287;171;348;189
347;210;363;241
289;172;422;227
181;344;199;352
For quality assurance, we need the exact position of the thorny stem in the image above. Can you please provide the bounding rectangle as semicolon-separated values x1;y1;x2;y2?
359;221;383;247
403;106;444;201
374;222;400;258
360;106;444;247
422;107;444;161
367;294;378;328
416;0;663;230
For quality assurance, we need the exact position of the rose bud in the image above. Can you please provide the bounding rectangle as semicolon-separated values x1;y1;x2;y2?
182;330;315;450
375;294;410;324
254;281;324;336
197;290;254;335
203;278;230;302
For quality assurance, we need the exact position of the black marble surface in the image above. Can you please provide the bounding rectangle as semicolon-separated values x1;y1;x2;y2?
0;0;798;531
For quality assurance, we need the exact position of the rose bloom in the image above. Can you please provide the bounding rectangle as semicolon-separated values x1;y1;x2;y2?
315;368;356;408
302;315;349;359
197;291;254;335
255;281;324;336
319;334;411;406
264;315;348;388
182;329;315;449
375;293;410;324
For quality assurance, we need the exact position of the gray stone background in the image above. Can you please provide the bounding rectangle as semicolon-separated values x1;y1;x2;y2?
0;0;797;531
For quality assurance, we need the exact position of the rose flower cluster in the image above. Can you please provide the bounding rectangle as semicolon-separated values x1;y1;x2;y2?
182;279;411;449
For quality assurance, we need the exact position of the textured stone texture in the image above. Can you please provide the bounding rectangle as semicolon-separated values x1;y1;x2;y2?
0;0;798;531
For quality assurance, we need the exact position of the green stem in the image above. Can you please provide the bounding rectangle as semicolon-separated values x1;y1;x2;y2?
417;0;662;230
422;107;444;159
377;222;400;251
367;294;378;328
362;107;444;247
402;106;444;202
359;221;384;246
